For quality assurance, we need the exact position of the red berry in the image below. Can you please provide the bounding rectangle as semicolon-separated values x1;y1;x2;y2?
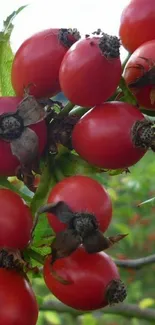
0;268;38;325
59;33;122;107
0;97;47;176
43;247;126;311
124;40;155;110
0;189;33;249
72;102;146;169
11;28;80;98
119;0;155;53
47;175;112;233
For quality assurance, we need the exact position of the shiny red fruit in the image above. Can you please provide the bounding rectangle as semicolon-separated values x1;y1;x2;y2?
124;40;155;110
43;248;121;311
119;0;155;53
47;175;112;233
0;268;38;325
0;188;33;249
0;97;47;176
72;102;146;169
11;28;80;98
59;35;122;107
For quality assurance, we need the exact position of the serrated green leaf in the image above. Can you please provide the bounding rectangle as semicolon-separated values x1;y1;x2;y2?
0;6;27;96
3;6;27;37
0;40;15;95
32;213;53;246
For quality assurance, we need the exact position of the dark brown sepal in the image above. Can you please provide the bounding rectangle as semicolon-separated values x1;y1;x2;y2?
105;279;127;305
37;201;73;223
0;249;25;272
83;233;128;254
51;229;82;265
58;28;81;48
47;114;80;151
98;33;120;59
16;165;36;192
107;233;128;246
132;119;155;151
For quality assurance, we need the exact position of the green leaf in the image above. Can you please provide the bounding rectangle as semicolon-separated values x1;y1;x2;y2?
0;6;27;96
0;176;31;203
119;76;137;106
2;6;27;37
30;157;56;245
56;151;99;177
36;295;44;306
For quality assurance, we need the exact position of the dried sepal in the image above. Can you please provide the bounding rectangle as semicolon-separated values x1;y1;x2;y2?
51;229;81;264
36;201;127;264
0;249;25;271
17;94;47;126
83;232;128;254
11;127;39;165
105;279;127;305
37;201;73;223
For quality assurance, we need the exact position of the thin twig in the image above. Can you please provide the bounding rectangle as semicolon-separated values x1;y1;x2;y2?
40;301;155;322
114;254;155;269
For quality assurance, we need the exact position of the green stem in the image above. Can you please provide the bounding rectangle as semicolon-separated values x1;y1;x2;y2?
122;52;131;71
59;101;75;117
119;76;137;106
30;156;57;216
25;248;45;265
54;166;65;182
69;106;90;117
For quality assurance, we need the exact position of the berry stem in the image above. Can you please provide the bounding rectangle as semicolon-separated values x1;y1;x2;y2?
54;166;65;182
58;101;75;118
122;52;131;71
69;106;90;117
25;248;45;265
30;155;57;216
119;77;137;106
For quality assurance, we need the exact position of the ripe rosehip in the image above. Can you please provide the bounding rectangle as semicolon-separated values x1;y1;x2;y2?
72;101;147;169
59;33;122;107
11;28;80;98
43;247;127;311
0;96;47;176
0;268;38;325
46;175;112;233
0;188;33;249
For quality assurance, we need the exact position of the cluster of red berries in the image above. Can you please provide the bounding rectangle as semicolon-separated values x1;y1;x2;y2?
1;0;155;323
